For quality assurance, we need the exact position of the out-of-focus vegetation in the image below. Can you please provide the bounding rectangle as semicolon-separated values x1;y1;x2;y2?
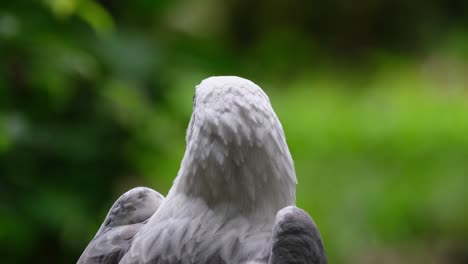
1;0;467;263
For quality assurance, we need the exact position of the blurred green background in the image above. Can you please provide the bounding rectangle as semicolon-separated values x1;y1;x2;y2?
1;0;468;263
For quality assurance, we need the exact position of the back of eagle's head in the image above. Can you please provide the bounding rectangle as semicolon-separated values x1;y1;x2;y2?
174;76;296;216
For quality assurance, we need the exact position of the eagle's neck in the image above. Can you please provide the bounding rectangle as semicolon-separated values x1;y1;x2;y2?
169;104;296;220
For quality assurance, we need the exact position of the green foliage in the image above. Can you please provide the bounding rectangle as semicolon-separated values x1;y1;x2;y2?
0;0;467;263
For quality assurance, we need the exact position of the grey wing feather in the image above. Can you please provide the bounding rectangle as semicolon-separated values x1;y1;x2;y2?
78;187;164;264
78;223;144;264
268;206;327;264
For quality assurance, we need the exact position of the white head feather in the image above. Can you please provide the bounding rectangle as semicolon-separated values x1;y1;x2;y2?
169;76;296;219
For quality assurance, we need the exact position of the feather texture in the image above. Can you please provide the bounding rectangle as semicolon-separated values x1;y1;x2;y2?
79;76;326;264
78;187;164;264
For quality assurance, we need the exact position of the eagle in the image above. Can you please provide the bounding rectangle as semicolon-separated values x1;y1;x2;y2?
78;76;327;264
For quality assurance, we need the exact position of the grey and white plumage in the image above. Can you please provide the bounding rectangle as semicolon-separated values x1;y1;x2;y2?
79;76;327;264
78;187;164;264
269;206;327;264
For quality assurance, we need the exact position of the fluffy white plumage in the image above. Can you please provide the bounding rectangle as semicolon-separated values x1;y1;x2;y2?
78;76;326;264
121;76;296;263
176;76;296;216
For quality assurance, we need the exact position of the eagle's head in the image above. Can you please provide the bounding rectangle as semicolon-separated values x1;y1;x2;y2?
173;76;296;217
